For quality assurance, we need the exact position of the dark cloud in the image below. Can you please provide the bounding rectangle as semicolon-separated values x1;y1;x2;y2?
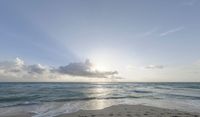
26;64;46;74
54;59;118;78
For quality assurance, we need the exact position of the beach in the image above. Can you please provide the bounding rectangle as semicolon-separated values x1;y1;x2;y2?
2;104;200;117
56;104;200;117
1;0;200;116
0;83;200;117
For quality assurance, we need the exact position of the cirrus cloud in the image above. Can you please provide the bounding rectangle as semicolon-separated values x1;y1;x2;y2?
160;27;184;37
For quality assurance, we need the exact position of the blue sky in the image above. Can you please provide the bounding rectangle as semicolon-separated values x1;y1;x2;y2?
0;0;200;82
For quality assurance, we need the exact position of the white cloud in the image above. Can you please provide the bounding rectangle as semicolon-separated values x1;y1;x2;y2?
126;64;164;70
144;65;164;69
160;27;184;37
15;57;24;66
0;58;48;77
0;58;121;81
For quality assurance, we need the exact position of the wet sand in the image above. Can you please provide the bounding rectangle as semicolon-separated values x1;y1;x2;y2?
1;104;200;117
57;104;200;117
2;113;32;117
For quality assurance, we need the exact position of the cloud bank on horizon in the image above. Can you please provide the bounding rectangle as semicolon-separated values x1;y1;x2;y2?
0;58;200;82
0;58;120;82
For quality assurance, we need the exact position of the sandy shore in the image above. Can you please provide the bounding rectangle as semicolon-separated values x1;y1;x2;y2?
57;104;200;117
1;104;200;117
1;113;32;117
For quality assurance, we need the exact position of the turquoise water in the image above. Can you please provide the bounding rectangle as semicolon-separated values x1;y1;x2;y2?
0;82;200;117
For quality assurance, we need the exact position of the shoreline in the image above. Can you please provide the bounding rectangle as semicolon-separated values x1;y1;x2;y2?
56;104;200;117
2;104;199;117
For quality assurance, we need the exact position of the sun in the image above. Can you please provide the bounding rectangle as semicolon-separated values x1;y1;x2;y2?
88;48;118;72
89;57;113;72
92;62;109;71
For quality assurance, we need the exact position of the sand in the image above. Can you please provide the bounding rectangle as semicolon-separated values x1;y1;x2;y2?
1;113;32;117
1;104;200;117
57;104;200;117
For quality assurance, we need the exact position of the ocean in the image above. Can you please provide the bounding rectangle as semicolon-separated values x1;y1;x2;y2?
0;82;200;117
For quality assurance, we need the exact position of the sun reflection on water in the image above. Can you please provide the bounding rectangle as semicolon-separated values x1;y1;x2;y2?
87;84;113;109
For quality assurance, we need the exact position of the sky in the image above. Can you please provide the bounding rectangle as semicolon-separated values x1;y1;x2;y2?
0;0;200;82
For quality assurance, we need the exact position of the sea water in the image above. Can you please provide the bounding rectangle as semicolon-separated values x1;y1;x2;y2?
0;82;200;117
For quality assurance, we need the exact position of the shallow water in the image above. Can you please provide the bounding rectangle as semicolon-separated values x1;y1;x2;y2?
0;82;200;117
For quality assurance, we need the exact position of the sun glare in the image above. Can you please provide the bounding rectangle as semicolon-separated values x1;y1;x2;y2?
91;58;116;72
88;50;116;71
92;62;108;71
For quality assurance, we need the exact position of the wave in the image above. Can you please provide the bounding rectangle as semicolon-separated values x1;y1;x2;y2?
0;101;39;108
132;90;153;93
0;95;40;102
0;95;156;108
0;83;200;109
164;93;200;100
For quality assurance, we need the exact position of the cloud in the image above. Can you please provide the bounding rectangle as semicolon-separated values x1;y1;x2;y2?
144;65;164;69
54;59;118;78
15;57;24;66
160;27;184;37
142;28;158;37
0;58;120;81
0;58;47;75
126;64;164;71
26;64;46;74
